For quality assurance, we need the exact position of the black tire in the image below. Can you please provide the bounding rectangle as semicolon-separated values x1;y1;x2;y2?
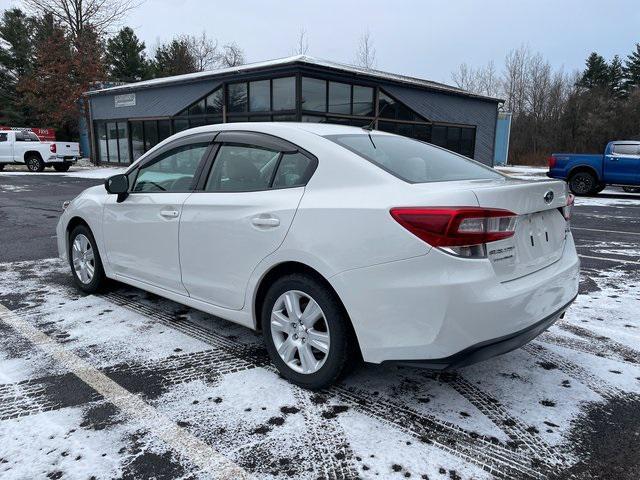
569;171;597;196
0;164;4;171
622;186;640;193
68;224;106;294
25;153;45;172
261;273;354;390
53;163;71;172
593;183;606;194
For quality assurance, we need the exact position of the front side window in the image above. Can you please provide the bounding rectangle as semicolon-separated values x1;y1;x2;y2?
132;142;209;193
326;133;501;183
273;152;313;188
205;144;280;192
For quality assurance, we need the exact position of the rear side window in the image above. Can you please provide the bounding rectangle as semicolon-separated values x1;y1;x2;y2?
273;152;313;188
613;144;640;156
0;133;7;142
205;145;280;192
325;133;502;183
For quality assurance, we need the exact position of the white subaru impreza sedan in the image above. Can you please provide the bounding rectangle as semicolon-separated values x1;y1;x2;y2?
57;123;579;389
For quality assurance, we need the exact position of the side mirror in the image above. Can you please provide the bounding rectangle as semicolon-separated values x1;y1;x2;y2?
104;174;129;202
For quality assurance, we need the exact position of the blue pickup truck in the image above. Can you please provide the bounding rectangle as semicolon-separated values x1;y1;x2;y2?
547;141;640;195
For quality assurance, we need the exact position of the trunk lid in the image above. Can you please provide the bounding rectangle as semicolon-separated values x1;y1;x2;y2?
471;178;569;282
407;177;570;282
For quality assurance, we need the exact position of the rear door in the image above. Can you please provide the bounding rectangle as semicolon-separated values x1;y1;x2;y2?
605;143;640;185
103;132;214;294
179;131;316;309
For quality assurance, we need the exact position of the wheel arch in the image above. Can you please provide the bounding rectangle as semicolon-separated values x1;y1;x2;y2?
65;216;92;253
252;261;363;358
567;164;600;181
23;150;43;162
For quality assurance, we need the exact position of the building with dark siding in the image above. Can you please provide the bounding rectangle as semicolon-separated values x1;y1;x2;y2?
86;55;502;166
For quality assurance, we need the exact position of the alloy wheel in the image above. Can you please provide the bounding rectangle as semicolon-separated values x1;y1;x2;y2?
270;290;331;374
72;234;95;284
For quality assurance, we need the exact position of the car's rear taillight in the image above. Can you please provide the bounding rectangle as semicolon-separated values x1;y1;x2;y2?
50;143;56;153
562;194;575;221
548;156;556;169
390;207;518;258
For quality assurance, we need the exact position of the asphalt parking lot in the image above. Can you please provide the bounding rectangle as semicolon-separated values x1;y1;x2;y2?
0;169;639;479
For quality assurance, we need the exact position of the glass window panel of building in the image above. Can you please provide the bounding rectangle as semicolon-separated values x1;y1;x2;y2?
249;80;270;112
131;121;144;160
117;122;129;162
206;89;223;114
301;77;327;112
228;83;248;112
352;86;374;116
328;82;351;114
272;77;296;111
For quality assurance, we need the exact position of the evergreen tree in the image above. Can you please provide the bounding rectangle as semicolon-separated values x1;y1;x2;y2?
152;39;197;77
105;27;150;82
0;8;36;124
623;43;640;90
608;55;625;97
578;52;610;89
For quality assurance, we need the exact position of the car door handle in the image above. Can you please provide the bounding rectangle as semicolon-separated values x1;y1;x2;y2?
251;216;280;227
160;209;180;218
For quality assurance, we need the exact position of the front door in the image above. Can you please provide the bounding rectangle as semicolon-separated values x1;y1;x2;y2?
0;132;12;163
605;143;640;185
103;137;212;294
180;141;315;309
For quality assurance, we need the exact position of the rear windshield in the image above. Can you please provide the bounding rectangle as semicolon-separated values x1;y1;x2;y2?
325;133;502;183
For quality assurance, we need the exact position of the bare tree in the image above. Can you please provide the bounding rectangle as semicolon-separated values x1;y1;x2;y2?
451;63;479;92
186;31;219;71
355;29;376;69
452;61;500;97
293;27;309;55
23;0;143;38
218;42;244;68
502;45;532;115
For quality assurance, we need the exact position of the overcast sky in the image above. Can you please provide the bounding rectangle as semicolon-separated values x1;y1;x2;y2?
8;0;640;84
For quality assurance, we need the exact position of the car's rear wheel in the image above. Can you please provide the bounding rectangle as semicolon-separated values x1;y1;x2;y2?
53;163;71;172
25;153;45;172
622;186;640;193
69;225;105;293
0;164;4;171
569;171;596;196
262;274;353;389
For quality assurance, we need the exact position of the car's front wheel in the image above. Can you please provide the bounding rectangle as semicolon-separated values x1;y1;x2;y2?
69;225;105;293
262;274;353;389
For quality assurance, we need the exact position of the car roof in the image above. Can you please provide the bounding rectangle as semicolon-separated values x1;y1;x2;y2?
171;122;394;141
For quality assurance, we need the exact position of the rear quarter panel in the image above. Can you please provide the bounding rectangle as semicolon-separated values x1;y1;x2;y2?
549;153;603;180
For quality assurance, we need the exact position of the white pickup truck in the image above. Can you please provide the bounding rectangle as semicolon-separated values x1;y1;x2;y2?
0;130;81;172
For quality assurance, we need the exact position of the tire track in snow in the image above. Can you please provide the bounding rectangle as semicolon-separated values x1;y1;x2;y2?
523;342;623;400
101;292;554;479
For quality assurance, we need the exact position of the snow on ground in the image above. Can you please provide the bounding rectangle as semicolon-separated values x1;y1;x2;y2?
0;255;638;479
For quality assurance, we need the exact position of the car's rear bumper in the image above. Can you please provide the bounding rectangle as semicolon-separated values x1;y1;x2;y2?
330;233;580;364
383;295;575;370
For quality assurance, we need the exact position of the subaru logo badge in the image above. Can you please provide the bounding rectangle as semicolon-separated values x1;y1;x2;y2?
544;191;554;204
